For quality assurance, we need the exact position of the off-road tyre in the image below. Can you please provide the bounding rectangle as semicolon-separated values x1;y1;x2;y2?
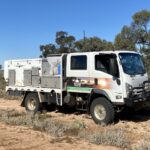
90;97;115;125
24;93;41;113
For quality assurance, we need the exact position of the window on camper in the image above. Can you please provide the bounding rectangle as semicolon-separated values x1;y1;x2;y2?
95;54;119;77
71;55;87;70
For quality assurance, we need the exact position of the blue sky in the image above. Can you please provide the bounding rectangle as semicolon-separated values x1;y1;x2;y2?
0;0;150;66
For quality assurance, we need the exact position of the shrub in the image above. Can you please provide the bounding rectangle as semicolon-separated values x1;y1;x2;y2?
79;128;130;149
33;118;72;137
132;133;150;150
0;109;73;137
0;74;21;100
73;120;86;129
133;141;150;150
0;74;6;98
0;109;130;148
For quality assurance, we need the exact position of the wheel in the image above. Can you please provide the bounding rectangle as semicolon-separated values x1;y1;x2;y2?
24;93;41;112
90;97;115;125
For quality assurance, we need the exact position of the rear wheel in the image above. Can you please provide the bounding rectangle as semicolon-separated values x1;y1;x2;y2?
90;97;115;125
25;93;41;112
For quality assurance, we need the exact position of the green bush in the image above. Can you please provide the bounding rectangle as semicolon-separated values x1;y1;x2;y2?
0;73;6;98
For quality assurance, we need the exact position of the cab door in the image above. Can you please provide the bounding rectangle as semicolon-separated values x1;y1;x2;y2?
90;53;123;103
66;53;92;93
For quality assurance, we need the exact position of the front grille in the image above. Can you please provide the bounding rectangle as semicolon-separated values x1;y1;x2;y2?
129;87;144;100
132;88;143;96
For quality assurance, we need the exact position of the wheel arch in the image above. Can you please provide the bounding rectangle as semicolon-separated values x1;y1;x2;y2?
21;91;45;107
21;91;30;107
87;89;111;112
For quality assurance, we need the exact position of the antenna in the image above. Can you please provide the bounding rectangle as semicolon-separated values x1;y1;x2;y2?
83;30;86;41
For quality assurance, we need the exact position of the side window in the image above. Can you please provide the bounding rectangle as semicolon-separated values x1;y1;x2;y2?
95;54;119;77
71;55;87;70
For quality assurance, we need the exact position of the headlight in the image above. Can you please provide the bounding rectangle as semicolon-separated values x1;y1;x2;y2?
126;83;133;95
144;82;150;91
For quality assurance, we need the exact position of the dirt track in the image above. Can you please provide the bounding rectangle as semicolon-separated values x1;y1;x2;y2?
0;99;119;150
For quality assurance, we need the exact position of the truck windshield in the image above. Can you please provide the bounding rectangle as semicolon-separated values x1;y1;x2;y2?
119;53;146;75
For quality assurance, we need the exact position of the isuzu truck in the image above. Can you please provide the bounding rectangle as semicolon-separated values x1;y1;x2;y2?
4;51;150;125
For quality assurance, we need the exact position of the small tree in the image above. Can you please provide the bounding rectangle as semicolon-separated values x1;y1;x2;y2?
75;37;114;52
56;31;76;53
40;31;76;57
40;44;57;57
131;10;150;54
114;26;136;50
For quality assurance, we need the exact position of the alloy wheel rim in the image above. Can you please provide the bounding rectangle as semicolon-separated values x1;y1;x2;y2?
28;98;36;111
94;104;106;120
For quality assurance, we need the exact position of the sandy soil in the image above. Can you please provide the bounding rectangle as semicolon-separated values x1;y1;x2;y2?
0;98;150;150
0;123;118;150
0;98;119;150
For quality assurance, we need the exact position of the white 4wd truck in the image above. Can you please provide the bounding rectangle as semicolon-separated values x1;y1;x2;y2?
4;51;150;125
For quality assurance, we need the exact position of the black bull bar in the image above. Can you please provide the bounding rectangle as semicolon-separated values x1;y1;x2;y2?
125;81;150;107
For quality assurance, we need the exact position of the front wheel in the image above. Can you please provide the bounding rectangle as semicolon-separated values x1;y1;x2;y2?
24;93;41;113
90;97;115;125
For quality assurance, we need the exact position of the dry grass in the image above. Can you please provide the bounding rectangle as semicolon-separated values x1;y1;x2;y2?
132;133;150;150
133;141;150;150
0;109;74;137
73;119;86;129
0;74;20;100
0;109;130;148
33;116;73;137
1;109;150;149
78;128;130;149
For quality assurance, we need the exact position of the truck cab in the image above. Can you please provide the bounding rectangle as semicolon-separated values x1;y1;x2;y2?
66;51;149;102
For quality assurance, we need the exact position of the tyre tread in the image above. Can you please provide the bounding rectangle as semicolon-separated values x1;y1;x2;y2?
90;97;115;125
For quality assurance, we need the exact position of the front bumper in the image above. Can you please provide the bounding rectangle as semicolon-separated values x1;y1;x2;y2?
125;81;150;107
